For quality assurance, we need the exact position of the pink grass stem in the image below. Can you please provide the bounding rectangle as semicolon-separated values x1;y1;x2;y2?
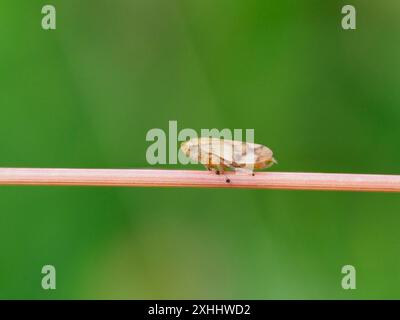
0;168;399;192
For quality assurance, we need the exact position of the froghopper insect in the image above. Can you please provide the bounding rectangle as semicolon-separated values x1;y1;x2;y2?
180;137;277;182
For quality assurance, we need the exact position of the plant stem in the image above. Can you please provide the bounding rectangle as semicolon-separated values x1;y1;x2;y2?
0;168;399;192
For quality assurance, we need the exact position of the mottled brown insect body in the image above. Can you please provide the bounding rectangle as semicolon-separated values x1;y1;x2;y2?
181;137;277;176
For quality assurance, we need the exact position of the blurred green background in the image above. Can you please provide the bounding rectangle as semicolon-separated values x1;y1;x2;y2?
0;0;400;299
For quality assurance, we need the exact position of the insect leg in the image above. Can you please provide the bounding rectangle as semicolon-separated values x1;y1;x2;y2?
216;165;231;183
206;163;231;183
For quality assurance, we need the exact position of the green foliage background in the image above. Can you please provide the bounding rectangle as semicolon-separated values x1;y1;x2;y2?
0;0;399;299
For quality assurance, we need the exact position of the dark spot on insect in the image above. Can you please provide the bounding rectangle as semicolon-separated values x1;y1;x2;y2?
216;170;220;175
226;178;231;183
252;173;255;176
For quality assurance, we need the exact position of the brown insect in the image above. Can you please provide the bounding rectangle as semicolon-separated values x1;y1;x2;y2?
181;137;277;182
